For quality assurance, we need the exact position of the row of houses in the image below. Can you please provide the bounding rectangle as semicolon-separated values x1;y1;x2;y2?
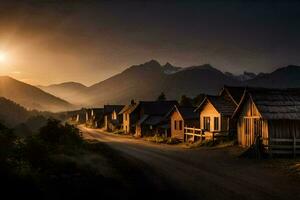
71;86;300;155
72;105;124;132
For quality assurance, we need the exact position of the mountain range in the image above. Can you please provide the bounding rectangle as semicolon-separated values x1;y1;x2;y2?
38;60;300;107
1;60;300;111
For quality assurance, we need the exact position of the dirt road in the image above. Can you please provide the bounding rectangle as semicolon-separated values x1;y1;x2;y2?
80;126;300;200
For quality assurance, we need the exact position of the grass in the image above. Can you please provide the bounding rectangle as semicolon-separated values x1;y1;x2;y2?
185;138;235;149
145;134;181;145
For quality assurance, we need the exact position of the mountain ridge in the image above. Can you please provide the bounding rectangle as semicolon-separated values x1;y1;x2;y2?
35;61;300;107
0;76;73;112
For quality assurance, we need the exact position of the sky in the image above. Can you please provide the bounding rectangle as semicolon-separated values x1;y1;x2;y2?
0;0;300;86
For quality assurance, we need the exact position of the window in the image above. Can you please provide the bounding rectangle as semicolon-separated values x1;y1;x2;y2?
214;117;219;131
174;120;177;130
203;117;210;131
125;113;128;121
179;120;183;130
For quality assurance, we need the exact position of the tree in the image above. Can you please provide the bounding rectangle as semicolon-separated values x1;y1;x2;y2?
193;94;206;106
157;92;166;101
180;95;192;106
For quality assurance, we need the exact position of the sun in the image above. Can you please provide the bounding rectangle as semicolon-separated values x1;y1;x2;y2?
0;52;7;63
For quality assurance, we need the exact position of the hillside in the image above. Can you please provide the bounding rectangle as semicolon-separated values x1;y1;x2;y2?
38;82;87;105
83;60;167;106
245;65;300;88
76;61;241;106
164;64;240;98
0;97;30;127
0;76;73;112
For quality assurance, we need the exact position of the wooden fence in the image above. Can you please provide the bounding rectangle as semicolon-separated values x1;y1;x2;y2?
266;137;300;158
184;127;224;142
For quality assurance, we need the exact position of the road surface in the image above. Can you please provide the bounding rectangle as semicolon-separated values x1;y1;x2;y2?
80;126;300;200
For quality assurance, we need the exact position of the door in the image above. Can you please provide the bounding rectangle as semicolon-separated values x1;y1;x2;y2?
244;118;263;147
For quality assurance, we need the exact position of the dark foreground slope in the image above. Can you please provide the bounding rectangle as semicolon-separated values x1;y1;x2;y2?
0;120;183;200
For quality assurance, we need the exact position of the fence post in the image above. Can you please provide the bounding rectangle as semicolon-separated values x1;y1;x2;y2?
193;127;195;142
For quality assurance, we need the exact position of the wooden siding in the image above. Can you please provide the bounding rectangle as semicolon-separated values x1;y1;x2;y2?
123;113;130;134
199;101;221;133
237;98;268;147
268;120;300;139
171;110;184;140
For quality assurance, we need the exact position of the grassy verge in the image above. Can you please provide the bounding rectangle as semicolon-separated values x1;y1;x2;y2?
144;134;181;145
185;138;235;149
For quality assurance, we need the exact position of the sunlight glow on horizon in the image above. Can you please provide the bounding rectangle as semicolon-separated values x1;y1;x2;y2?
0;52;7;63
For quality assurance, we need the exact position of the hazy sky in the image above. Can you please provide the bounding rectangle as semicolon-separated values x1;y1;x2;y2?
0;0;300;86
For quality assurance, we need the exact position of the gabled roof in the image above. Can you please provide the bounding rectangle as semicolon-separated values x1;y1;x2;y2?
220;86;245;105
196;95;237;116
104;105;124;115
233;87;300;120
133;100;178;116
167;105;198;120
119;103;138;114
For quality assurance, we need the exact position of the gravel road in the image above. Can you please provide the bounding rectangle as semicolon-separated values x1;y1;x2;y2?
80;126;300;200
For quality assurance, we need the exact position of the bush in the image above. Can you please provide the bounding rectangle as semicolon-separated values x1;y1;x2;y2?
166;137;181;145
0;123;16;163
38;119;83;147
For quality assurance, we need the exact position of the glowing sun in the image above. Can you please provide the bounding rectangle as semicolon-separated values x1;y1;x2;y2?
0;52;7;63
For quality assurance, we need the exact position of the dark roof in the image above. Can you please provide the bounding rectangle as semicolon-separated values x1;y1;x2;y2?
92;108;104;120
234;87;300;120
177;106;198;120
220;86;245;105
196;95;237;116
104;105;124;115
167;105;198;120
134;101;178;116
144;116;164;125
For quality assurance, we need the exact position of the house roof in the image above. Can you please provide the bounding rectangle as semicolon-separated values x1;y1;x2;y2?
133;100;178;116
167;105;198;120
104;105;125;115
177;106;198;120
220;86;245;105
196;95;237;116
119;103;138;114
234;87;300;120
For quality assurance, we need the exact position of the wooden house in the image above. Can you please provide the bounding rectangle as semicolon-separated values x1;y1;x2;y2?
133;101;178;137
85;108;104;128
103;105;125;131
167;105;199;140
195;95;237;136
233;88;300;155
67;109;87;124
119;102;138;134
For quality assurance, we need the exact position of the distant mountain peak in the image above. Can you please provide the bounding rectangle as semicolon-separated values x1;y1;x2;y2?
183;64;217;72
163;62;182;74
143;59;161;67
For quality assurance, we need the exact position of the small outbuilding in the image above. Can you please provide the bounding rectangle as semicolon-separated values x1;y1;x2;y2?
119;102;138;134
233;88;300;155
168;105;199;140
103;105;125;131
195;95;237;136
133;100;178;137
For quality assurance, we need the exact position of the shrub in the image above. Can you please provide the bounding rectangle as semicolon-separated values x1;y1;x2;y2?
38;119;83;147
